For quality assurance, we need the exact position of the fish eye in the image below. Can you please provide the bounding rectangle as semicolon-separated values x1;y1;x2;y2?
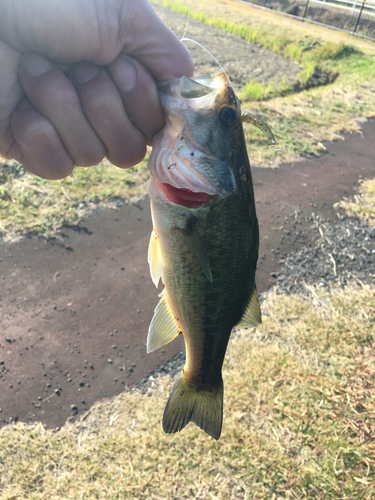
219;107;238;127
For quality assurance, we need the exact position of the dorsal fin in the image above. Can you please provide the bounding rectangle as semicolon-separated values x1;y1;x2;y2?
235;284;262;328
147;290;180;353
180;218;213;283
148;230;163;287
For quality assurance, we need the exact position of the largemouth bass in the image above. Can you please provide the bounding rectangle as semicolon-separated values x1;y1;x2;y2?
147;71;270;440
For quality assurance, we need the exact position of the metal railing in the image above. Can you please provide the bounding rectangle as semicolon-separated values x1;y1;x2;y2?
240;0;375;40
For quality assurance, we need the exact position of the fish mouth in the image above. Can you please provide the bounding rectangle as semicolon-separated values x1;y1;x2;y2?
153;178;214;209
157;70;228;97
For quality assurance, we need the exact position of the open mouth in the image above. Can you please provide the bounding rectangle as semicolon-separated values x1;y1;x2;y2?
158;181;214;208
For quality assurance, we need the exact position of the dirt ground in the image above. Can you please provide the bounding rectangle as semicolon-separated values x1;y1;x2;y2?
0;5;374;429
153;3;301;92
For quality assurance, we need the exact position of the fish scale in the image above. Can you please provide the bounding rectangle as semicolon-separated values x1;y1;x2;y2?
152;176;258;380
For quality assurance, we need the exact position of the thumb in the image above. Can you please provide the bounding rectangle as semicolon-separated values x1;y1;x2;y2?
120;0;193;80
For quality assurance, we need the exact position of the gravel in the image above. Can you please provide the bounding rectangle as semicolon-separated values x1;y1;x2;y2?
275;213;375;295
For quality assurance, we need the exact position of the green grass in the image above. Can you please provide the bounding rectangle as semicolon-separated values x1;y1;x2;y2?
241;78;295;101
326;51;375;80
0;285;374;498
0;158;149;240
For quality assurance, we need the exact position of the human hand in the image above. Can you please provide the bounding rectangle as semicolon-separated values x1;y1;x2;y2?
0;0;193;179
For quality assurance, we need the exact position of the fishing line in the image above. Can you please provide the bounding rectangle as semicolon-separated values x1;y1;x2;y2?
178;1;280;150
180;0;190;41
179;0;231;85
181;36;231;85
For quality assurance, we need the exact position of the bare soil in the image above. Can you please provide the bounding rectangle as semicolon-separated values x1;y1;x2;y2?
153;3;301;92
0;6;374;429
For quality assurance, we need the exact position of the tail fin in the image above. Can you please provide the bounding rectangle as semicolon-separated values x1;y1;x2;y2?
162;372;223;440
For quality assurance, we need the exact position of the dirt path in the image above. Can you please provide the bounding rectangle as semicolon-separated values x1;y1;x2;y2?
1;119;374;428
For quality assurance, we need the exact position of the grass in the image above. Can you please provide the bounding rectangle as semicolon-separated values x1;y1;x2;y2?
335;178;375;225
0;157;149;241
0;284;374;499
241;78;295;101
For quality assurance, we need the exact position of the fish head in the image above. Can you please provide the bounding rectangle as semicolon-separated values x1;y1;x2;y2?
148;71;248;208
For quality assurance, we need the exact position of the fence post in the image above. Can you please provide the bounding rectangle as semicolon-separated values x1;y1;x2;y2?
353;0;365;33
303;0;310;18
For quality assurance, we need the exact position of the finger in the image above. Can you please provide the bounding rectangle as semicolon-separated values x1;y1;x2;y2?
70;61;147;168
0;39;23;158
18;51;106;167
108;55;165;145
9;97;74;179
120;0;194;80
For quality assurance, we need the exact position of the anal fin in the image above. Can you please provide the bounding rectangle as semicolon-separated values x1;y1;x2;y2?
180;218;213;283
148;230;163;287
235;284;262;328
147;290;180;353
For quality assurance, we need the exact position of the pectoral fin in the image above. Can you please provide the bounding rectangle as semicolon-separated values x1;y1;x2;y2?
148;230;163;287
236;284;262;328
147;290;180;353
180;219;213;283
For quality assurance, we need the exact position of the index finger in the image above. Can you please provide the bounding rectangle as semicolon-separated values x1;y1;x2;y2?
119;0;193;81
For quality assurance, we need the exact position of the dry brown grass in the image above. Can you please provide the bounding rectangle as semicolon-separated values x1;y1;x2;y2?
336;178;375;225
243;84;375;168
1;284;374;499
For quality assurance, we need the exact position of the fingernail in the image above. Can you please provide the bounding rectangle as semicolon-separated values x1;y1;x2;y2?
21;53;52;77
112;55;137;92
73;62;100;84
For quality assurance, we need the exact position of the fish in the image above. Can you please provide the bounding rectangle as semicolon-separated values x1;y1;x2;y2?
147;70;276;440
